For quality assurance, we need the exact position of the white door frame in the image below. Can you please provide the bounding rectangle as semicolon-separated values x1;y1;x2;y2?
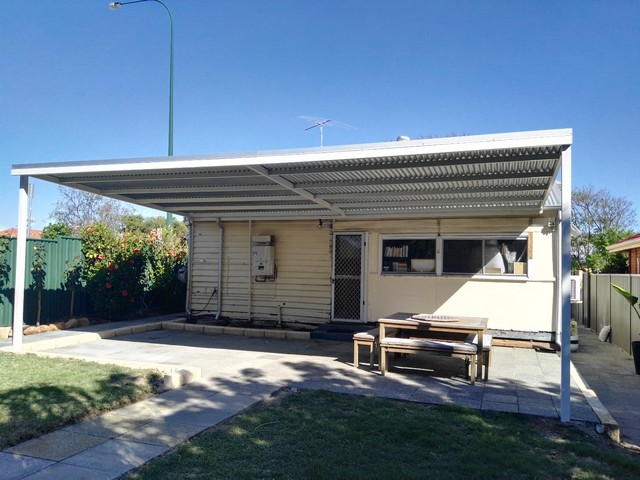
331;232;368;323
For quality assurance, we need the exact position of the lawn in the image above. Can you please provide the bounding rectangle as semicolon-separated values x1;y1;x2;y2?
2;353;639;479
0;352;162;449
127;389;640;480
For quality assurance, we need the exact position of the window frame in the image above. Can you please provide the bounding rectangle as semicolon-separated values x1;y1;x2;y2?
379;233;529;277
379;234;437;275
441;234;529;277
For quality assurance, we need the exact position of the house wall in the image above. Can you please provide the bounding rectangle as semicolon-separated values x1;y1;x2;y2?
629;248;640;274
190;216;557;333
334;217;556;333
190;220;332;325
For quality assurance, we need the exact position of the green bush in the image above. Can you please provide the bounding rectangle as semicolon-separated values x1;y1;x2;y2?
81;224;187;319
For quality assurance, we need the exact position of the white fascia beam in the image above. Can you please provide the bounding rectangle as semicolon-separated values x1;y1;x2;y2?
11;129;573;177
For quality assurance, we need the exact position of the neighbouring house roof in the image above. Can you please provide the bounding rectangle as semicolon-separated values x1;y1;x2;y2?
0;228;42;239
11;128;572;221
606;233;640;253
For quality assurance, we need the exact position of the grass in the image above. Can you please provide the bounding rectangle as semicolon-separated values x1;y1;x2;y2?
127;389;640;480
0;352;162;449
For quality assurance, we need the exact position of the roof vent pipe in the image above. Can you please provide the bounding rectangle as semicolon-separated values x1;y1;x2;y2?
396;135;411;141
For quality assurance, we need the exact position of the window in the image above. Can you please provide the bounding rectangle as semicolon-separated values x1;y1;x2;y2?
381;238;436;274
380;235;529;276
442;238;528;275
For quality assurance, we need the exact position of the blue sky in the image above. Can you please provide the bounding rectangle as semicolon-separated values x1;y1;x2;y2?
1;1;639;230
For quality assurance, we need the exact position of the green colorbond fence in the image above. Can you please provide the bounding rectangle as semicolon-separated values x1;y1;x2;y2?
0;236;90;327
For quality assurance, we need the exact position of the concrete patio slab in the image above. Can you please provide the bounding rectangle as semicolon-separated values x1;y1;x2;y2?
1;317;638;480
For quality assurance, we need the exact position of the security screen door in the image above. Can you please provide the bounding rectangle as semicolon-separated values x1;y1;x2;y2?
332;233;366;322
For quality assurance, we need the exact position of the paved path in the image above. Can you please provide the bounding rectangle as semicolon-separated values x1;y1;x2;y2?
0;318;636;479
571;325;640;446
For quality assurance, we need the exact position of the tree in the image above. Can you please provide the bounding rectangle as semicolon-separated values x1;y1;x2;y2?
572;185;637;272
586;229;631;273
42;223;73;239
121;215;166;234
49;187;134;232
122;214;188;237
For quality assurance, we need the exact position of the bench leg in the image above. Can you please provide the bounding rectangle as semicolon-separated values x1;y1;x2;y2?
469;354;476;385
369;342;375;370
483;351;490;381
354;340;376;369
380;347;387;375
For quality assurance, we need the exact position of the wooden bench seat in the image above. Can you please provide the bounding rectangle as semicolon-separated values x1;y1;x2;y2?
379;337;478;384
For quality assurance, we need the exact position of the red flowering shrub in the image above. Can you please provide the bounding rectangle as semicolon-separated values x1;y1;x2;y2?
81;223;187;319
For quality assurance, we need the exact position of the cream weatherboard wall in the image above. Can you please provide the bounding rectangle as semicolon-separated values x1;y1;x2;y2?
189;220;333;325
334;217;557;333
189;215;558;335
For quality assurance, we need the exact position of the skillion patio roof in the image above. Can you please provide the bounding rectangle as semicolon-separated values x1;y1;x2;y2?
10;127;575;422
12;129;571;221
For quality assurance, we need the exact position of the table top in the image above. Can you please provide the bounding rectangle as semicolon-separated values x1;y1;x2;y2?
378;312;488;331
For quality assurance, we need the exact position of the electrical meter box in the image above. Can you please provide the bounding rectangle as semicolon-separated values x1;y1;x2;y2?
251;236;275;276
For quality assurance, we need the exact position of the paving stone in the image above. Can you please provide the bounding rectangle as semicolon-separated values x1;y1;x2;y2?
62;416;152;438
483;392;518;404
408;392;449;405
0;452;54;480
117;420;208;447
451;398;482;409
518;404;557;418
5;430;108;462
482;401;519;413
22;462;115;480
61;438;168;476
161;404;241;427
569;405;599;423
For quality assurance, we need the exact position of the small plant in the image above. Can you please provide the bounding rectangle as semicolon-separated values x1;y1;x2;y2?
570;319;578;336
0;237;11;304
30;242;47;326
64;256;85;318
612;283;640;374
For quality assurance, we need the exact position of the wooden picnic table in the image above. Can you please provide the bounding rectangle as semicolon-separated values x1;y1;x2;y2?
377;312;488;379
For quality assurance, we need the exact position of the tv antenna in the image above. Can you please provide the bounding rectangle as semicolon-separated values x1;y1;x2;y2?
298;115;355;146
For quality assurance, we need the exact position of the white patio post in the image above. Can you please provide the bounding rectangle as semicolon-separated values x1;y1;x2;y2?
559;145;572;422
12;175;29;350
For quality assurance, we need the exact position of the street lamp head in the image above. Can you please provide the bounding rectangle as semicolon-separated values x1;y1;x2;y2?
108;2;123;9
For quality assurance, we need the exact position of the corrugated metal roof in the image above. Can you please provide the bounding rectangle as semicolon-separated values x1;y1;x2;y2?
12;129;571;221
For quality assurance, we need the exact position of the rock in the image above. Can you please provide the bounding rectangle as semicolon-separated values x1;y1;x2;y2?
23;326;38;335
64;318;79;329
37;325;51;333
77;317;91;327
0;326;11;339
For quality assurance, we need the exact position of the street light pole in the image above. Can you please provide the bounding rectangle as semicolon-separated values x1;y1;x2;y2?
109;0;174;226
